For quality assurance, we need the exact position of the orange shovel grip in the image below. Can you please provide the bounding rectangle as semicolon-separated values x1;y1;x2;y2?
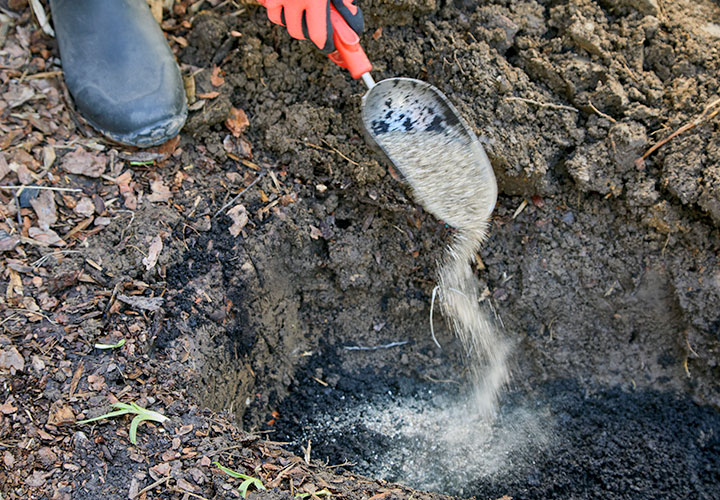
327;4;372;79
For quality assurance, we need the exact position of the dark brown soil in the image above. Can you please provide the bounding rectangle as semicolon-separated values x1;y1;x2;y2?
1;0;719;499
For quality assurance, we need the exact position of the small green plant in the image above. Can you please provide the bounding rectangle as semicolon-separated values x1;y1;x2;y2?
94;338;126;349
77;402;168;444
213;461;266;498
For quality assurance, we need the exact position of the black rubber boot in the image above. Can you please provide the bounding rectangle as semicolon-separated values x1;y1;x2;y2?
49;0;187;147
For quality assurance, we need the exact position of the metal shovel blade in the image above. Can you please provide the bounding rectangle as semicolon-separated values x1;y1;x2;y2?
361;78;497;233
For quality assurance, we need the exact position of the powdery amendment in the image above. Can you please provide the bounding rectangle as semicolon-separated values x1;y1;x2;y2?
377;128;509;415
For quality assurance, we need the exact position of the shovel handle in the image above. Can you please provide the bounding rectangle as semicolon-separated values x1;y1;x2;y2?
327;4;372;79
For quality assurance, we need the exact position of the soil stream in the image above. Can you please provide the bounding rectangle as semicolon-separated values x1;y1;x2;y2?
377;127;508;415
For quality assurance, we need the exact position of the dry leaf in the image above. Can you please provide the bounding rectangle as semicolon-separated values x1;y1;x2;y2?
22;296;40;312
116;171;138;209
148;180;172;203
0;152;10;183
0;231;19;253
117;294;164;312
24;471;48;488
152;134;181;159
0;401;18;415
29;227;66;246
36;447;58;466
13;162;34;184
3;451;14;468
30;190;57;230
29;0;55;36
115;171;132;184
227;204;248;237
210;65;225;87
176;478;197;493
177;424;194;435
150;462;172;478
225;107;250;137
74;197;95;217
183;73;196;103
223;135;253;160
87;373;105;391
47;402;75;426
62;194;77;209
0;346;25;371
309;225;322;239
196;91;220;99
174;171;187;188
42;145;56;170
5;82;35;108
142;235;163;270
8;268;23;297
147;0;163;23
61;147;107;178
171;35;188;47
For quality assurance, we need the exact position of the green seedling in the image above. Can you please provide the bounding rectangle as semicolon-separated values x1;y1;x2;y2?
213;461;266;498
77;402;168;444
94;338;126;349
129;160;155;166
296;490;331;498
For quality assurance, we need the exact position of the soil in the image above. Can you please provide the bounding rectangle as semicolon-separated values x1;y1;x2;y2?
1;0;720;499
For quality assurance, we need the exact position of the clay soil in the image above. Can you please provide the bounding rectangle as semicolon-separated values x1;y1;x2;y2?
1;0;720;499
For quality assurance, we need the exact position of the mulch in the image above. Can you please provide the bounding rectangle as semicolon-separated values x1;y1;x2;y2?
0;2;448;499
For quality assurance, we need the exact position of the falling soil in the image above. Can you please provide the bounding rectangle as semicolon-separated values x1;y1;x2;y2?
375;121;508;413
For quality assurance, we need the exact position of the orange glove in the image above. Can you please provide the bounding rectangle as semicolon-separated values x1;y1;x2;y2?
259;0;364;52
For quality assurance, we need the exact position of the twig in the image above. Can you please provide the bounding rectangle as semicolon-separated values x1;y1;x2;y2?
636;98;720;168
131;476;171;499
28;0;54;37
9;308;57;324
504;96;579;113
421;373;461;385
24;71;63;80
323;141;360;166
13;191;21;226
213;172;265;219
300;139;360;167
512;199;528;219
587;101;617;123
453;50;465;75
0;185;83;193
326;460;356;469
344;341;409;351
168;486;211;500
0;313;18;327
31;249;81;268
302;439;311;465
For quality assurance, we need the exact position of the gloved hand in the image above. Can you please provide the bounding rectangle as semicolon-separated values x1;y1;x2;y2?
259;0;364;53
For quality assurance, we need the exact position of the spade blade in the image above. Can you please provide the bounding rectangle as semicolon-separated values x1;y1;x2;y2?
361;78;497;233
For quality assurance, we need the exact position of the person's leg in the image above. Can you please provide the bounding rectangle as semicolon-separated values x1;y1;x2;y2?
49;0;187;147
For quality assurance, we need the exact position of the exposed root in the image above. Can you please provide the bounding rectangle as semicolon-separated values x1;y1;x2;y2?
429;285;442;349
636;97;720;168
